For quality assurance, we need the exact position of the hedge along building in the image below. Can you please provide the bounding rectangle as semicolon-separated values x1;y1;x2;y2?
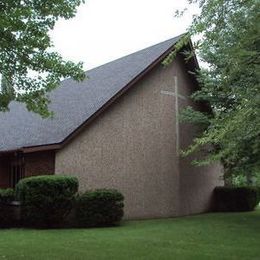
0;34;223;219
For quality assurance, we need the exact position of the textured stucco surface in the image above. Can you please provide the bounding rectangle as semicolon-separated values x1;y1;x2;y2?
55;55;223;219
174;56;223;215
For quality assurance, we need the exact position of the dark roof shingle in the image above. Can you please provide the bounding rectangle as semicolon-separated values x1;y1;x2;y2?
0;34;183;152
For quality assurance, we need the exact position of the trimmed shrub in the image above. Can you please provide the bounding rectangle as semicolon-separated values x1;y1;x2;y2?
214;186;259;212
16;175;78;228
0;189;15;227
75;189;124;227
0;188;15;204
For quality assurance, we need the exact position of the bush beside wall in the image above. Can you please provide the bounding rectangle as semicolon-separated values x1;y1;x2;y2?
76;189;124;227
0;189;15;227
0;176;125;229
0;188;15;204
214;186;260;212
16;175;78;228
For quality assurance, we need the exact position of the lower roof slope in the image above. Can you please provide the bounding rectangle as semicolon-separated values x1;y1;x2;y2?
0;34;184;153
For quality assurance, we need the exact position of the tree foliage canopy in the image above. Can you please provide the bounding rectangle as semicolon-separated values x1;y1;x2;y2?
165;0;260;181
0;0;85;117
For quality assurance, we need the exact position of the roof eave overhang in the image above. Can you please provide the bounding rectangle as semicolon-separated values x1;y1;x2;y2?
0;143;61;155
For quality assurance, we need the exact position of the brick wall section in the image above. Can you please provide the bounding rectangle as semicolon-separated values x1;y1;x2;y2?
0;156;10;188
0;151;55;188
24;151;55;177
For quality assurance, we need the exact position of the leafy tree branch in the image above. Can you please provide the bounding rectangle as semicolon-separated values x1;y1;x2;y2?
166;0;260;183
0;0;86;117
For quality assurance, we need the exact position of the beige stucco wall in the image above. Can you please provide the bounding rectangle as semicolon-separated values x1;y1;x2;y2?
55;55;223;219
170;56;223;216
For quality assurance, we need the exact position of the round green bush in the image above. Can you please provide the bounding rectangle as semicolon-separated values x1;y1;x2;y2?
16;175;78;228
75;189;124;227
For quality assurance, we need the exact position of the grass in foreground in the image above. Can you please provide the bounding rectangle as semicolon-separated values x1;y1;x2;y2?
0;209;259;260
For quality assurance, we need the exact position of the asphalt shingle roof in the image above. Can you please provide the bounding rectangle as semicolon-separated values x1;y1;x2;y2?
0;34;183;152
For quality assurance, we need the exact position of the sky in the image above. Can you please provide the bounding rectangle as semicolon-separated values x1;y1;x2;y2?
50;0;199;70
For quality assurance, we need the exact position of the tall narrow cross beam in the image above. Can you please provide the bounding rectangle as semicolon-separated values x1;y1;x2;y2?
160;76;187;154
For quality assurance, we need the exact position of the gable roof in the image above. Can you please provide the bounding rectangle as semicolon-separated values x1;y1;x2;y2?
0;33;193;154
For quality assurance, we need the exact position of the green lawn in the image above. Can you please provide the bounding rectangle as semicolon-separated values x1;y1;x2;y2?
0;209;259;260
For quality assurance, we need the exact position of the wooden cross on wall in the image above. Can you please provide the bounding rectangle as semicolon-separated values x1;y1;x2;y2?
160;76;187;154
